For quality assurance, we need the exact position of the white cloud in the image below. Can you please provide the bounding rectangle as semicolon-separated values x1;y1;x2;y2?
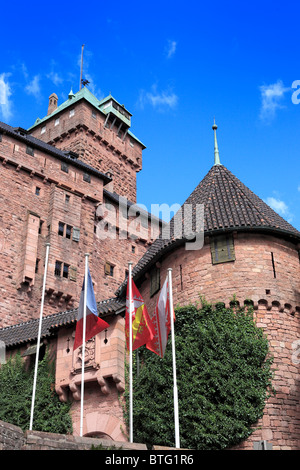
265;196;293;222
259;80;290;121
138;85;178;111
47;71;63;86
166;40;177;59
25;75;41;99
0;73;13;121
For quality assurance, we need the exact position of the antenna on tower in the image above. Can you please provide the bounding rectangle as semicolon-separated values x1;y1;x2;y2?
79;44;85;90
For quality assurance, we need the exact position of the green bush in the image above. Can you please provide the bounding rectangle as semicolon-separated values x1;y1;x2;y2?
0;350;72;434
128;302;274;450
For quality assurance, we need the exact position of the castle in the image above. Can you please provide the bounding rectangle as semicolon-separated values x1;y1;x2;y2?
0;86;299;449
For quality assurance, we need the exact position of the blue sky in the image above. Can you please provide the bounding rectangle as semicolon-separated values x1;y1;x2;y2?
1;1;300;229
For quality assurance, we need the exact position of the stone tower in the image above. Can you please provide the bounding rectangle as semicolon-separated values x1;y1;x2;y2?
28;87;145;202
120;122;300;450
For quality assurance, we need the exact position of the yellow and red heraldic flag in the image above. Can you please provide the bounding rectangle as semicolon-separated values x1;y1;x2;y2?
125;279;154;351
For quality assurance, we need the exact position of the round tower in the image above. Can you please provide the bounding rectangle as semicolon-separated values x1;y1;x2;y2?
122;122;300;450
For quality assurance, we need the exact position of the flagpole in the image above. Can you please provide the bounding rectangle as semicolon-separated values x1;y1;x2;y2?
128;261;133;443
80;253;89;437
29;242;50;431
167;268;180;448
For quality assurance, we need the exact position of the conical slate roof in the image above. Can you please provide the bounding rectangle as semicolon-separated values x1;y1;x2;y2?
117;162;300;294
186;164;300;235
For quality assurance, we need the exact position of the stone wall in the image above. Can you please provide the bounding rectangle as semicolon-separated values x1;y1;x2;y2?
137;232;300;450
0;420;147;450
29;99;144;202
0;129;151;328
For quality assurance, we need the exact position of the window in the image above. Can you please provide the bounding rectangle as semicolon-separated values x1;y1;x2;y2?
26;146;34;156
69;109;75;117
35;259;40;274
92;110;97;119
63;264;69;279
38;220;44;235
41;126;46;134
61;162;69;173
55;118;60;126
83;172;91;183
105;261;114;277
150;267;160;297
66;225;72;239
55;261;62;276
35;187;40;196
271;252;276;278
65;194;70;203
210;235;235;265
58;222;65;236
132;245;136;253
55;261;69;278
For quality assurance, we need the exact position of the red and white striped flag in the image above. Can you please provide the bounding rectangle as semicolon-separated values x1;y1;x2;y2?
146;276;174;357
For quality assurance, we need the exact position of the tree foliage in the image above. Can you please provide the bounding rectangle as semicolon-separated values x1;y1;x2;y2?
128;302;274;450
0;350;72;434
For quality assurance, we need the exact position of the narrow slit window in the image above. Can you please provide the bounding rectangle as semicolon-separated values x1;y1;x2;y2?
271;252;276;278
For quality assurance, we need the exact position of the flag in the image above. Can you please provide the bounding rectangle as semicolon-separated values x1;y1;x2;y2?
146;276;174;357
74;269;109;350
125;279;154;351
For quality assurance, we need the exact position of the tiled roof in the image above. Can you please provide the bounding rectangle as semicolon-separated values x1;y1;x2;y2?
0;298;125;347
116;164;300;295
0;121;111;183
185;164;300;235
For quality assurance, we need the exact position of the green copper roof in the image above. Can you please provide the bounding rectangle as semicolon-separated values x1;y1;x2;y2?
27;87;145;148
212;118;221;166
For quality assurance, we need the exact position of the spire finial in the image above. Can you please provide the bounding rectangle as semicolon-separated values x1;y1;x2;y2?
68;87;75;99
212;118;221;165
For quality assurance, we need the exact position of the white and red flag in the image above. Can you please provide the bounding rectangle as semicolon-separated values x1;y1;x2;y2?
74;269;109;350
146;276;174;358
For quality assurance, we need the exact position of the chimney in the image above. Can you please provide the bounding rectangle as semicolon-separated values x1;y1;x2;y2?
47;93;58;115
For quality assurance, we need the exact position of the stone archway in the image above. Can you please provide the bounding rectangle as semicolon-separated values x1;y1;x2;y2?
74;411;127;442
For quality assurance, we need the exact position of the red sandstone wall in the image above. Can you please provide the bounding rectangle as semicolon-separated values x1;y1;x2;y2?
139;233;300;313
55;317;127;440
137;233;300;450
29;100;144;202
0;132;150;327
